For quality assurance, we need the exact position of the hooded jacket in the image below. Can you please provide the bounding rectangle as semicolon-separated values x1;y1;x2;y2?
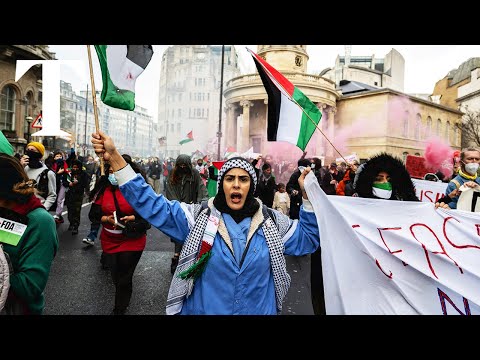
355;153;419;201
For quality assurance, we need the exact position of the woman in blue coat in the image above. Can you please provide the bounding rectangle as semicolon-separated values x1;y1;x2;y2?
92;130;320;315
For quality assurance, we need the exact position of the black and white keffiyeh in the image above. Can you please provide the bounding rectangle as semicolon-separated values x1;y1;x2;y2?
217;157;257;193
165;199;293;315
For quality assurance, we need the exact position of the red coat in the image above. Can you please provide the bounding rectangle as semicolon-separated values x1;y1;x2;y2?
95;186;146;253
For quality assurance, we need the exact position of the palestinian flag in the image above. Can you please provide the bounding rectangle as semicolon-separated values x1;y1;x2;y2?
224;146;237;159
0;130;14;156
94;45;154;111
247;48;322;151
179;131;193;145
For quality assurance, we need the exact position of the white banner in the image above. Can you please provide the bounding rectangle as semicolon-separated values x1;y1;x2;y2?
412;178;448;203
336;153;358;164
304;172;480;315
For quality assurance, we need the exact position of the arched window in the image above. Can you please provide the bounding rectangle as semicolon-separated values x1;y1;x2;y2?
454;126;459;146
445;121;450;142
403;111;409;137
415;114;421;139
403;151;409;163
415;152;421;156
426;116;432;138
0;85;16;131
437;119;442;136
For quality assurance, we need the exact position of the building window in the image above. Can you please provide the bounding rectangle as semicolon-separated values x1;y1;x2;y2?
454;127;459;146
426;116;432;138
177;123;181;132
402;152;409;163
0;85;16;131
437;119;442;136
415;114;421;140
445;121;450;142
403;111;409;138
415;152;420;156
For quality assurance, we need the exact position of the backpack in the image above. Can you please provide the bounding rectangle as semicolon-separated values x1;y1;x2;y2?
36;168;52;197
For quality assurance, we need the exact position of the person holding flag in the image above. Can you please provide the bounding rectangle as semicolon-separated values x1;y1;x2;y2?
91;130;320;315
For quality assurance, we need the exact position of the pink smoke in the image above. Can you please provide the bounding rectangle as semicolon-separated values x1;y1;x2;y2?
424;136;454;179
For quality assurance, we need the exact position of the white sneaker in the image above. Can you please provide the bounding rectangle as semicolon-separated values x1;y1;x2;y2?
82;238;95;246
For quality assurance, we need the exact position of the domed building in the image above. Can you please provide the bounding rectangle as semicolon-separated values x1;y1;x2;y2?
0;45;55;154
223;45;340;164
224;45;463;165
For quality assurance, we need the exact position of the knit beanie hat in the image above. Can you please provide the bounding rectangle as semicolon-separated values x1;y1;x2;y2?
27;141;45;157
217;157;257;193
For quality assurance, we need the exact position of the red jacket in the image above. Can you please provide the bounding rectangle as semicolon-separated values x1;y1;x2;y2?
95;186;146;253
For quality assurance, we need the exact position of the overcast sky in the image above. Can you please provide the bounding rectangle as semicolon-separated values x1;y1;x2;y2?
48;45;480;117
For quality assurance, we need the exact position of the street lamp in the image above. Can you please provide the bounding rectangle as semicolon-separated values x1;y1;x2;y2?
25;116;33;143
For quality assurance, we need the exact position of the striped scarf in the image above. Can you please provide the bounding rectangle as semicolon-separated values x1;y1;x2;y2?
166;201;291;315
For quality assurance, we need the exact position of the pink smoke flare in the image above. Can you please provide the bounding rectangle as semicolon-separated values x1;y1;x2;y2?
424;137;454;179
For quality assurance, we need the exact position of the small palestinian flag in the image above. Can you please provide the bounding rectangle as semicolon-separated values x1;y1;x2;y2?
179;131;193;145
94;45;154;111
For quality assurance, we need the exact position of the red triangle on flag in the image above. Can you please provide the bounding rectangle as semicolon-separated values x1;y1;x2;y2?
212;161;226;171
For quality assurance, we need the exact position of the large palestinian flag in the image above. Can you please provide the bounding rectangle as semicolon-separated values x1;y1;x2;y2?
94;45;154;111
247;48;322;151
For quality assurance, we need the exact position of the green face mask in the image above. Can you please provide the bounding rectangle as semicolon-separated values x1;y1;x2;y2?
372;181;392;191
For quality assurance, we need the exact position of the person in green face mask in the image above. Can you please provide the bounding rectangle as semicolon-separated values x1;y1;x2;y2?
353;153;419;201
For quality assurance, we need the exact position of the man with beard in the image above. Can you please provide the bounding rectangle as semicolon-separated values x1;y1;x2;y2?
166;154;208;274
20;142;57;212
444;147;480;209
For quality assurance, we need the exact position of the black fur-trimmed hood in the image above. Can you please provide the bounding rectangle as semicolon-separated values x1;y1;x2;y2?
354;153;419;201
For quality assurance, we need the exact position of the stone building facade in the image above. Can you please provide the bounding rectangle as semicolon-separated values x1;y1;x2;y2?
0;45;55;154
224;45;463;165
224;45;340;163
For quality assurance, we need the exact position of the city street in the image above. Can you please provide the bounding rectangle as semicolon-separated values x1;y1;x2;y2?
43;200;315;315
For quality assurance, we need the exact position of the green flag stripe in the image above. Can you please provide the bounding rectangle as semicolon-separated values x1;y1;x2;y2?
292;87;322;150
94;45;136;111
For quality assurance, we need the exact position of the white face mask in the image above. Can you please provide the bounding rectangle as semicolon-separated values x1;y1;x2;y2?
465;163;479;175
372;187;392;199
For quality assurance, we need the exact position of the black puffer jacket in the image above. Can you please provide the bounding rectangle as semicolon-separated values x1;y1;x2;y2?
355;153;419;201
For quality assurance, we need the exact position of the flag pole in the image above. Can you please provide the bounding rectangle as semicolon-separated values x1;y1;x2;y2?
290;95;349;165
250;49;349;164
86;45;105;175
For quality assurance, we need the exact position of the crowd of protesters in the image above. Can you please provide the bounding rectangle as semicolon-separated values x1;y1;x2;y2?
2;124;480;315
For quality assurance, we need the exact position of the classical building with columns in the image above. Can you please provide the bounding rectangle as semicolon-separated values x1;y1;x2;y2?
223;45;462;165
224;45;340;163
